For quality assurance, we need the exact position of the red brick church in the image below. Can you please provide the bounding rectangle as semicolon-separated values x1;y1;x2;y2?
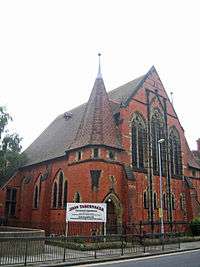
0;59;200;235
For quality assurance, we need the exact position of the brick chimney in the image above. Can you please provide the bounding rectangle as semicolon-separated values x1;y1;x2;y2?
196;138;200;152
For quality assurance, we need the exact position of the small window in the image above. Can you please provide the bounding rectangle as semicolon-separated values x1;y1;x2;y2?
77;151;82;161
144;191;148;209
108;150;115;160
58;172;64;208
163;193;167;209
109;175;116;190
180;194;184;210
192;169;196;177
114;112;121;125
153;192;157;209
90;170;101;191
63;180;68;208
5;188;17;217
33;186;39;209
52;182;57;208
93;148;99;158
74;192;81;203
171;194;175;210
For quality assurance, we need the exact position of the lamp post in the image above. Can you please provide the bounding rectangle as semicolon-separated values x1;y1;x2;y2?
158;138;165;239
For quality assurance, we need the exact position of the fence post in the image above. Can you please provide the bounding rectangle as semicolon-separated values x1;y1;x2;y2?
94;236;97;259
139;221;142;236
24;239;28;266
0;241;2;266
143;241;146;253
121;235;124;256
178;236;181;250
161;235;164;251
63;236;66;262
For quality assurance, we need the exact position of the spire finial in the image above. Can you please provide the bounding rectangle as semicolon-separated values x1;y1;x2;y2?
97;53;102;78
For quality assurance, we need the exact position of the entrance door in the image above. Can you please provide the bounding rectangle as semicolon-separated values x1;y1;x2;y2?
106;199;118;234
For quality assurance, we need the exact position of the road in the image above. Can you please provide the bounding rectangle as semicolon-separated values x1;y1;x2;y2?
77;249;200;267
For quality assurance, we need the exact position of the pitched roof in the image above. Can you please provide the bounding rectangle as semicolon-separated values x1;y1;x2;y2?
69;76;122;150
22;74;145;167
185;140;200;170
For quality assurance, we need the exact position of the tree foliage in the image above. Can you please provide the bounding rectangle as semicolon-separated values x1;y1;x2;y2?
0;106;26;181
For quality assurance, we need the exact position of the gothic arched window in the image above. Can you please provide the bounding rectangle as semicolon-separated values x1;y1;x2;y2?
169;128;182;177
33;174;42;209
52;182;57;208
33;185;39;209
74;192;81;203
153;192;157;209
63;180;68;208
143;191;148;209
180;194;185;210
163;193;167;209
52;170;67;209
171;194;175;210
132;113;147;169
58;172;63;207
151;110;166;174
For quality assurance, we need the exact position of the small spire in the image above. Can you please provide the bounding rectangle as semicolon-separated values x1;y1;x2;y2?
97;53;102;78
170;92;174;105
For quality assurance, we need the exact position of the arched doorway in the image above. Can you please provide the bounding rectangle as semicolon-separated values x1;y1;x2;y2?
104;194;122;234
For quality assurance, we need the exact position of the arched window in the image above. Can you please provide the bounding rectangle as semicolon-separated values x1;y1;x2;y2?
132;113;147;169
163;193;167;209
143;191;148;209
33;174;42;209
63;180;68;208
74;192;81;203
180;194;184;210
151;110;166;174
33;185;39;209
171;194;175;210
169;128;182;177
58;172;64;207
153;192;157;209
52;182;57;208
52;170;67;209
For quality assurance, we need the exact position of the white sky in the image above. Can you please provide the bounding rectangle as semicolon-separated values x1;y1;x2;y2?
0;0;199;151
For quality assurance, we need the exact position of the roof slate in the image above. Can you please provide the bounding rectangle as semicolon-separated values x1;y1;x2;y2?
22;75;145;167
69;76;122;150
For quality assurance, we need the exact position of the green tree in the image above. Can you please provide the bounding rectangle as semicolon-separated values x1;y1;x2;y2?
0;106;26;182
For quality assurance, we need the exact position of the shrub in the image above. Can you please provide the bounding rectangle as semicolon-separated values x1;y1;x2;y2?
190;217;200;236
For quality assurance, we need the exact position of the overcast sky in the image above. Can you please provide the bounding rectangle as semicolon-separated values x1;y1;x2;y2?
0;0;199;151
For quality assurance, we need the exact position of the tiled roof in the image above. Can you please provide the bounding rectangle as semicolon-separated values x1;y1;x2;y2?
124;165;135;181
192;151;200;165
187;147;200;170
184;177;194;189
22;74;145;167
69;76;122;150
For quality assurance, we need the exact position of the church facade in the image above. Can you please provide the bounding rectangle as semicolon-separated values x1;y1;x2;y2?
0;64;200;235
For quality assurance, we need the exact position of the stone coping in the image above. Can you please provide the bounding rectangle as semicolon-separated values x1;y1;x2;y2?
0;226;45;238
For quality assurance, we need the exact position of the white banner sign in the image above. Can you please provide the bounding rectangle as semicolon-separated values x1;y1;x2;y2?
66;203;107;222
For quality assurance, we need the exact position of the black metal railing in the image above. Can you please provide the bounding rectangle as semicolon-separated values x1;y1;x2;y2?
5;219;190;236
0;233;183;266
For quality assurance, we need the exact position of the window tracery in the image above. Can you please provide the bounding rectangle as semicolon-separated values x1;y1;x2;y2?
52;170;68;209
131;113;147;169
33;174;42;209
151;110;166;174
169;128;182;177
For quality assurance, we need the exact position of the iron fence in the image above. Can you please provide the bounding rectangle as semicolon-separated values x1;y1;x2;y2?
0;233;182;266
5;219;189;236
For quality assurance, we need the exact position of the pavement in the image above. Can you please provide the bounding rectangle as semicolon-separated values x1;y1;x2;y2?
40;240;200;267
2;239;200;267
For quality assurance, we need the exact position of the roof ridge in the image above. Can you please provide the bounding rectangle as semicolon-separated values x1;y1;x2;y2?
22;71;146;166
